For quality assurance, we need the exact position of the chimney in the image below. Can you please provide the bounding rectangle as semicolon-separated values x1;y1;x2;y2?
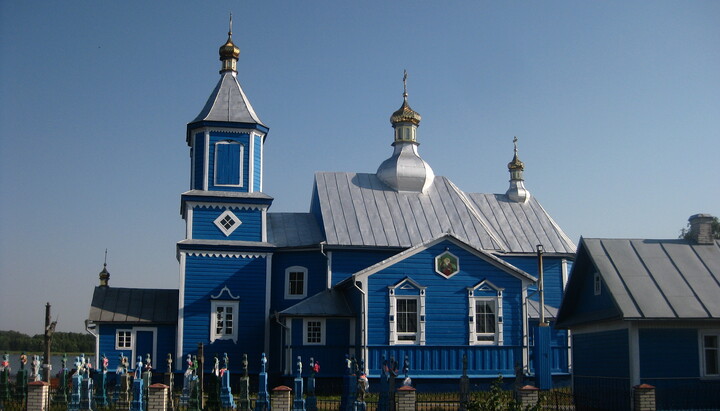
688;214;715;245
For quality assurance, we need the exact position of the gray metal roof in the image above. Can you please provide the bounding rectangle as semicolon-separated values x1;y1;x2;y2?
267;213;324;248
190;72;266;127
313;171;574;254
466;193;576;254
88;287;178;324
576;238;720;320
526;299;558;319
278;289;355;317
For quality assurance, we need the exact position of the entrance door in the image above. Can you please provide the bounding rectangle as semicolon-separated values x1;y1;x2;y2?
135;330;154;366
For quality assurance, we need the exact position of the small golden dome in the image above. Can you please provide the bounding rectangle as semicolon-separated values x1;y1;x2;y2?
390;98;421;126
219;33;240;60
508;137;524;170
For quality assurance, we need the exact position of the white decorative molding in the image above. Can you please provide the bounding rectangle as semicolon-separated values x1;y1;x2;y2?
248;132;255;193
210;285;240;300
203;130;210;191
184;252;268;259
188;202;268;211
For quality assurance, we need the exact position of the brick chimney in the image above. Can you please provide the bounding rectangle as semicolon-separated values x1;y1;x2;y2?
688;214;715;245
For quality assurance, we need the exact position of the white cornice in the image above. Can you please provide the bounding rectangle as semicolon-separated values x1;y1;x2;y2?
186;201;268;211
183;251;269;259
189;126;266;138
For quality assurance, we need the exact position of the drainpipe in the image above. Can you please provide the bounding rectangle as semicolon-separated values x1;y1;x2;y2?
84;319;99;368
537;244;546;326
351;276;367;373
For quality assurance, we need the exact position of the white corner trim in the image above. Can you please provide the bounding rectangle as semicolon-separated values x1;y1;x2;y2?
248;132;255;193
203;130;210;191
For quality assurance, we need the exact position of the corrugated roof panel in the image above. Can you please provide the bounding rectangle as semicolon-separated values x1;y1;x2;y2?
480;195;524;251
584;239;641;318
88;287;178;324
344;173;376;246
601;240;675;318
663;242;720;317
367;174;400;246
355;173;390;246
317;173;341;244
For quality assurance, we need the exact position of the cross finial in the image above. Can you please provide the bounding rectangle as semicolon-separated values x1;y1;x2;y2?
513;136;518;155
103;248;108;267
403;70;408;100
229;12;233;37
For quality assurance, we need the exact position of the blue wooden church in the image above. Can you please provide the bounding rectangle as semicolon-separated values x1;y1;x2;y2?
87;27;576;384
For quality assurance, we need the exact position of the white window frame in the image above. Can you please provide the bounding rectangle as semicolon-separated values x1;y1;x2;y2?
116;329;133;350
284;266;308;300
388;278;426;345
699;329;720;378
210;300;239;343
303;318;326;345
214;209;242;236
213;140;244;187
468;280;503;345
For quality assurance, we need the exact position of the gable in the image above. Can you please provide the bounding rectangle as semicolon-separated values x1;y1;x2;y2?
350;235;535;284
555;245;621;328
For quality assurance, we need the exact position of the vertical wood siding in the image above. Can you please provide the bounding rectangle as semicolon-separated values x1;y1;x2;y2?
182;254;267;372
191;206;262;241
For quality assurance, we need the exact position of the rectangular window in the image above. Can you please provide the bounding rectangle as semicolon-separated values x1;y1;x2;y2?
702;332;720;377
285;266;307;299
210;301;239;342
289;271;304;296
116;330;132;349
396;298;418;341
475;300;496;342
303;319;325;345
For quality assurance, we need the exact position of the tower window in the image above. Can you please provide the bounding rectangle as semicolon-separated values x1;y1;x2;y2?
214;141;244;187
210;300;239;342
214;209;242;236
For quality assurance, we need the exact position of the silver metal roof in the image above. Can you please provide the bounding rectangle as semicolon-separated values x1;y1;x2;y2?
267;213;324;247
312;171;574;254
278;289;355;317
190;72;266;127
466;193;576;254
526;299;558;319
575;238;720;320
88;287;178;324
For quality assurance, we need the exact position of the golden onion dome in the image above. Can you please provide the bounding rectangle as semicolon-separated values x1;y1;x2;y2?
219;34;240;60
390;97;421;126
507;137;524;170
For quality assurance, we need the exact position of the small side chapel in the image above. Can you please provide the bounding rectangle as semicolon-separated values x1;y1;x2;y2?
87;26;576;384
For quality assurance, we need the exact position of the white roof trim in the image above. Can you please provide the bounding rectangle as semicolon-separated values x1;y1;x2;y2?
210;285;241;300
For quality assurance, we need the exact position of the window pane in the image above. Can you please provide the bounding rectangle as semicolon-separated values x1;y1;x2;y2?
397;299;418;333
705;335;719;375
307;321;322;343
475;300;496;335
289;271;304;295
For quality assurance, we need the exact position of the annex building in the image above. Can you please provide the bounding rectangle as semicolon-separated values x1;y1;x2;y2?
87;27;576;384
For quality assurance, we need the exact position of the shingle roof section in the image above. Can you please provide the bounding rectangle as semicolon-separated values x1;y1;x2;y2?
582;238;720;319
267;213;325;247
190;72;266;127
313;171;574;254
88;287;178;324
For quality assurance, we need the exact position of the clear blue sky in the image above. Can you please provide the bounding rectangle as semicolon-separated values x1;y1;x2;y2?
1;1;718;335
